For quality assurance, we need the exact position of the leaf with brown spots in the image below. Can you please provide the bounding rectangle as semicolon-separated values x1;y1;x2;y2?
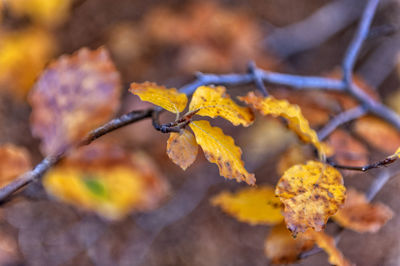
0;144;31;189
189;120;255;185
129;82;188;114
43;143;169;220
353;116;400;154
211;185;283;225
189;85;254;126
265;223;314;264
305;230;353;266
167;129;198;170
240;92;326;155
275;161;346;235
29;47;122;156
333;188;393;233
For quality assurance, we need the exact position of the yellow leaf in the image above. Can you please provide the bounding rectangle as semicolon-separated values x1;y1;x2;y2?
189;86;254;126
0;27;55;97
305;230;353;266
129;82;188;114
167;129;198;170
239;92;325;155
333;188;393;233
211;185;283;225
5;0;72;27
189;120;255;185
43;143;169;220
264;223;314;264
275;161;346;235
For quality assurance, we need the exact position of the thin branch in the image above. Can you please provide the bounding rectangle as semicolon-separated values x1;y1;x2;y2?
327;154;398;172
342;0;380;84
248;61;268;96
0;109;153;202
318;106;367;140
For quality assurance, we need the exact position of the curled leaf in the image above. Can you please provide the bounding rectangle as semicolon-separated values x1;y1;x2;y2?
305;230;353;266
167;129;198;170
265;223;314;264
189;120;255;185
129;82;188;114
211;185;283;225
29;47;122;156
240;92;325;155
43;143;169;220
189;85;254;126
0;144;31;189
275;161;346;235
333;188;393;233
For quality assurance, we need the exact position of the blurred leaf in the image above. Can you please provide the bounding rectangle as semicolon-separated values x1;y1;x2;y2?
264;223;314;264
240;92;326;156
29;47;122;156
305;230;353;266
43;143;169;220
0;27;55;97
275;161;346;235
0;144;31;188
333;188;393;233
5;0;72;27
353;116;400;154
276;145;312;176
189;85;254;126
189;120;255;185
129;82;188;114
167;130;198;170
211;185;283;225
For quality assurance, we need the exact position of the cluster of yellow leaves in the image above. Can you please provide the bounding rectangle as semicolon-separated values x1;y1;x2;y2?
0;27;55;97
0;144;31;189
43;143;169;220
129;83;255;185
276;161;346;235
29;47;122;155
4;0;72;27
239;92;328;156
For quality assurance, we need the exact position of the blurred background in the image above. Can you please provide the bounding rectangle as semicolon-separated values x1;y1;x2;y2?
1;0;400;265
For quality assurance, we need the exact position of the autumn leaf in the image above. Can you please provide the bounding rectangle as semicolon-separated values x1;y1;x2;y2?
0;144;31;189
211;185;283;225
129;82;188;114
189;120;255;185
240;92;326;155
305;230;353;266
333;188;393;233
275;161;346;235
354;116;400;154
189;85;254;126
5;0;72;27
167;130;198;170
0;27;55;97
265;223;314;264
29;47;122;156
43;143;169;220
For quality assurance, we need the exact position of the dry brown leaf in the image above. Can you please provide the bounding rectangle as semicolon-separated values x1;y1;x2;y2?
275;161;346;235
353;116;400;154
333;188;393;233
29;47;122;156
328;130;369;170
0;144;31;189
265;223;314;264
167;130;198;170
43;143;169;220
305;230;353;266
